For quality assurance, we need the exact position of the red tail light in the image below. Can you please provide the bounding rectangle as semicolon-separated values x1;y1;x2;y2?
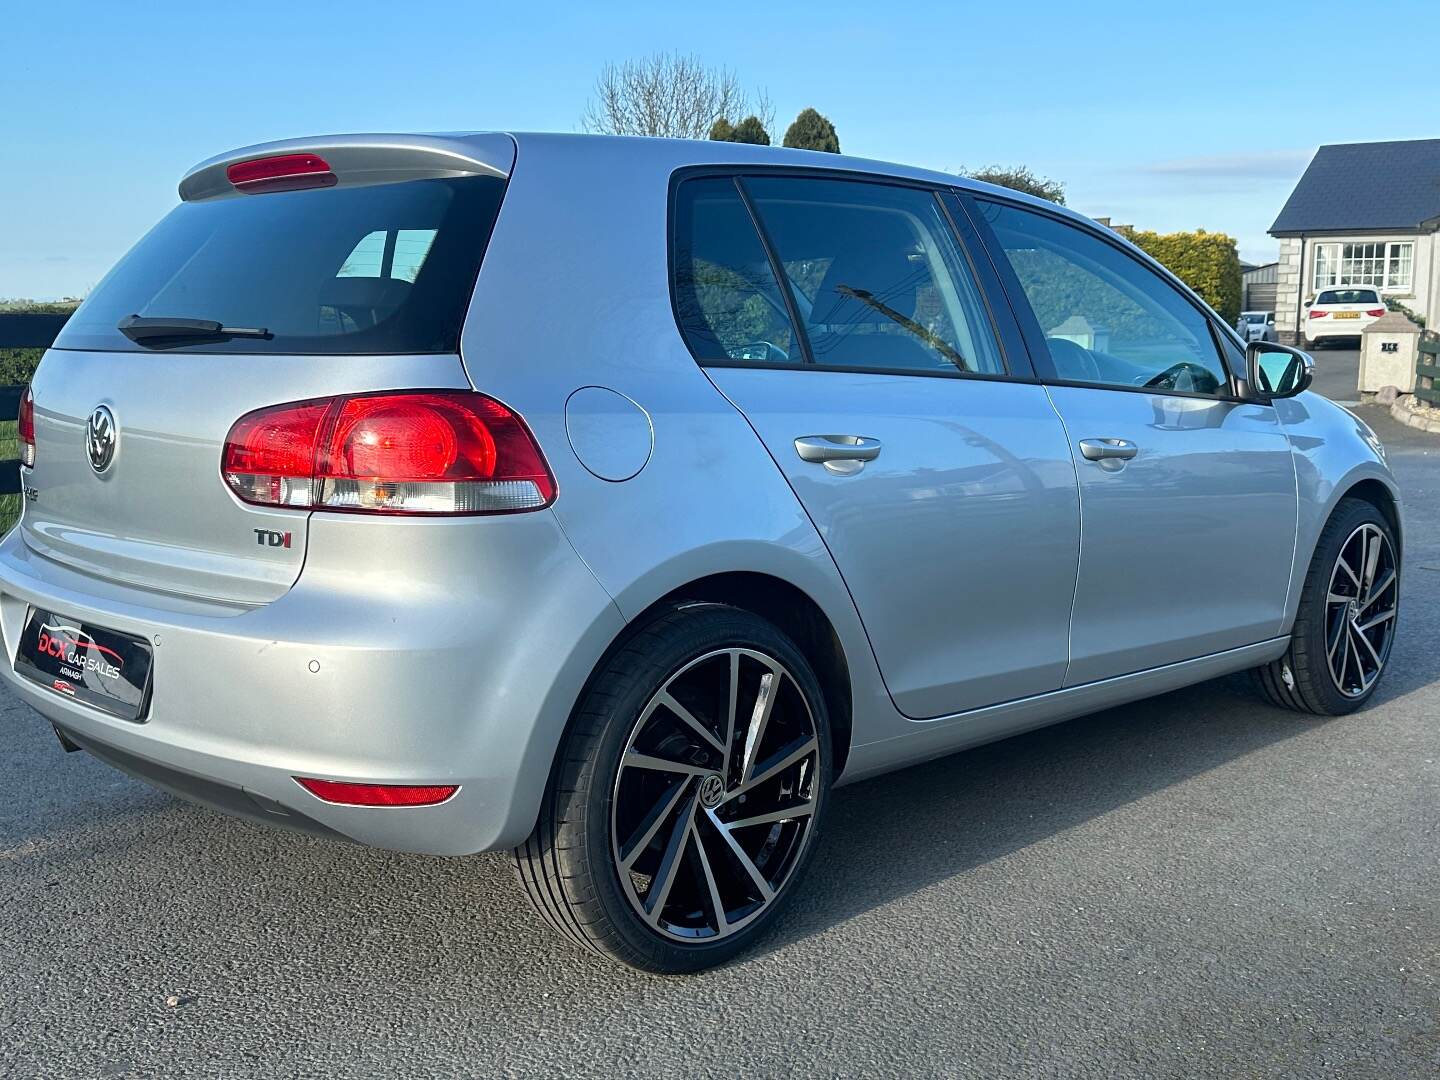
295;777;458;807
1365;308;1386;317
227;153;336;194
1309;309;1328;318
17;385;35;468
222;391;556;515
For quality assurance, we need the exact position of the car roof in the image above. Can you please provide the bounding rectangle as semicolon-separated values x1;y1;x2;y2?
500;130;1081;213
186;129;1095;226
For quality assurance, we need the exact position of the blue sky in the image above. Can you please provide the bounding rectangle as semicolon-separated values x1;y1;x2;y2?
4;0;1437;298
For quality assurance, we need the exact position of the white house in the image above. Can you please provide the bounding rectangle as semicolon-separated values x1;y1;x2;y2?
1269;139;1440;343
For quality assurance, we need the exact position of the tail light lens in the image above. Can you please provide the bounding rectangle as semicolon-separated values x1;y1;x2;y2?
17;385;35;467
1309;309;1328;318
1365;308;1386;317
222;391;556;515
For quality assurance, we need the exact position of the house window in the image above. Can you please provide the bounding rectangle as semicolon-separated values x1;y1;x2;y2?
1313;241;1413;291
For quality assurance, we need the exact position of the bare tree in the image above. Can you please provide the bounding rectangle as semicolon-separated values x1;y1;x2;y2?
583;53;762;140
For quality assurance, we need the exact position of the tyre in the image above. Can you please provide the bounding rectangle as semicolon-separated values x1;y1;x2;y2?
513;602;832;973
1253;497;1399;715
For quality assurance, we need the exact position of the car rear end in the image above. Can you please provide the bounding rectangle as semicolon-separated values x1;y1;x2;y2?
1306;287;1387;342
0;134;623;854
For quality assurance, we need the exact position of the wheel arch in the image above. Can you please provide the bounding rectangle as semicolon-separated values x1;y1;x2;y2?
644;572;855;777
1337;476;1403;559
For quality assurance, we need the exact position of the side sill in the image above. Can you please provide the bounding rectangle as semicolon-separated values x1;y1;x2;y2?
839;637;1289;785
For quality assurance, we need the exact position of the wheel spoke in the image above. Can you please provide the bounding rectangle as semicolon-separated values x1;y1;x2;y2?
643;793;696;919
739;666;781;785
1361;527;1382;595
1351;622;1383;670
723;651;740;786
690;819;729;934
1356;608;1395;633
732;735;818;797
1327;611;1347;663
705;808;775;902
619;777;693;869
623;751;710;777
657;692;726;756
1362;568;1396;609
1336;629;1356;691
723;799;815;831
1335;553;1361;590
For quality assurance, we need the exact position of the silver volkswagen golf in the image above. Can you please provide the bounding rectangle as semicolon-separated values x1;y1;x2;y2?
3;133;1401;972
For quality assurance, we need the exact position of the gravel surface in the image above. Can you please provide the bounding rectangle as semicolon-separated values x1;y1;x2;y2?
3;351;1437;1078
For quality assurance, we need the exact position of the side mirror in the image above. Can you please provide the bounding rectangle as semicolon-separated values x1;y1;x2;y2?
1246;341;1313;400
1267;315;1275;325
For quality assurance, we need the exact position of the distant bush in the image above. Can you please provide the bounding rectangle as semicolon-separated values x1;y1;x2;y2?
0;350;42;385
965;165;1065;205
1384;297;1426;328
782;108;840;153
1125;230;1242;325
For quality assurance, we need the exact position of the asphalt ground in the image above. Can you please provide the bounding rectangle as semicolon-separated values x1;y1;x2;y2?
2;349;1436;1078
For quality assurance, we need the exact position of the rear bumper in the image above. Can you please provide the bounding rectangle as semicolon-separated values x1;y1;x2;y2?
1306;322;1373;340
0;512;625;855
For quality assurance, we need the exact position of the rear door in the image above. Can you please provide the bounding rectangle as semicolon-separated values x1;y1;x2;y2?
674;174;1080;719
968;196;1298;685
26;140;511;604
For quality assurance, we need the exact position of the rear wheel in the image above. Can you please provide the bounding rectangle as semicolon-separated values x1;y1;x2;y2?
514;603;831;973
1253;498;1399;715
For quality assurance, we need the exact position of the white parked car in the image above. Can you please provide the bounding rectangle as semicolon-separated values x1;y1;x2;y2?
1304;288;1386;346
1237;311;1277;343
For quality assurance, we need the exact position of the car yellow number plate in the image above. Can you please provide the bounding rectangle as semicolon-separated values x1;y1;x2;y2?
1335;311;1361;319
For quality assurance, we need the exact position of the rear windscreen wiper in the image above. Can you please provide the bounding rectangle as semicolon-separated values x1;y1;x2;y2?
117;314;271;345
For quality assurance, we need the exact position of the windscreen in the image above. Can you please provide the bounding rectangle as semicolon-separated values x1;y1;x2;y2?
55;175;506;354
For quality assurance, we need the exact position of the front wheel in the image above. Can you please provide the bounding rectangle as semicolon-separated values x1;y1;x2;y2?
1253;497;1399;715
514;603;831;973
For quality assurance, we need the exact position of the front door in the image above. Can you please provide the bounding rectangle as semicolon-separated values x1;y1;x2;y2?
969;197;1298;685
671;174;1080;718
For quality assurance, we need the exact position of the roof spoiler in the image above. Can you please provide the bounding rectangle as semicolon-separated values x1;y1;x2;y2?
179;133;516;201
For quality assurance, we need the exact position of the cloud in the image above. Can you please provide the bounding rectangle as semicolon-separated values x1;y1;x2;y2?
1138;150;1313;181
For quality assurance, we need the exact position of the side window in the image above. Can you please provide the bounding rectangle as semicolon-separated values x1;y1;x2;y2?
672;178;797;363
336;229;438;283
744;178;1005;375
975;201;1229;395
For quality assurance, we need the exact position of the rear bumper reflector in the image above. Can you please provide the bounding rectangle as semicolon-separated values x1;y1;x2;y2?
294;777;459;807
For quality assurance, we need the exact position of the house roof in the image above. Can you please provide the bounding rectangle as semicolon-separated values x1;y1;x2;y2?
1270;139;1440;236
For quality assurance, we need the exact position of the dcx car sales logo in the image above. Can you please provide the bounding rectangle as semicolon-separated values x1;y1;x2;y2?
86;405;117;474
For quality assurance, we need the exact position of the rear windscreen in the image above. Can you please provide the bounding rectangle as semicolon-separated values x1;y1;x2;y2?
55;176;506;354
1316;289;1379;305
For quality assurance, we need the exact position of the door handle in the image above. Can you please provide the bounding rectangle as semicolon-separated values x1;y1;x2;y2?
794;435;882;463
794;435;882;475
1078;438;1139;462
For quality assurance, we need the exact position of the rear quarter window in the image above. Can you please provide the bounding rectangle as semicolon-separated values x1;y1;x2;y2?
56;176;506;355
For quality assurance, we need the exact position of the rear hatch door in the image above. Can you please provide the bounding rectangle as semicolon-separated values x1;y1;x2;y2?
22;135;514;606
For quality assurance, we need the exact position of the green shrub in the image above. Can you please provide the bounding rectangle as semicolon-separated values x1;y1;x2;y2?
782;108;840;153
711;115;770;145
1384;297;1426;328
1125;229;1242;325
0;349;42;385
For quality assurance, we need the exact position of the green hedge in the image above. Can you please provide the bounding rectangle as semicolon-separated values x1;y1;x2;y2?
1125;229;1242;325
0;349;42;385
